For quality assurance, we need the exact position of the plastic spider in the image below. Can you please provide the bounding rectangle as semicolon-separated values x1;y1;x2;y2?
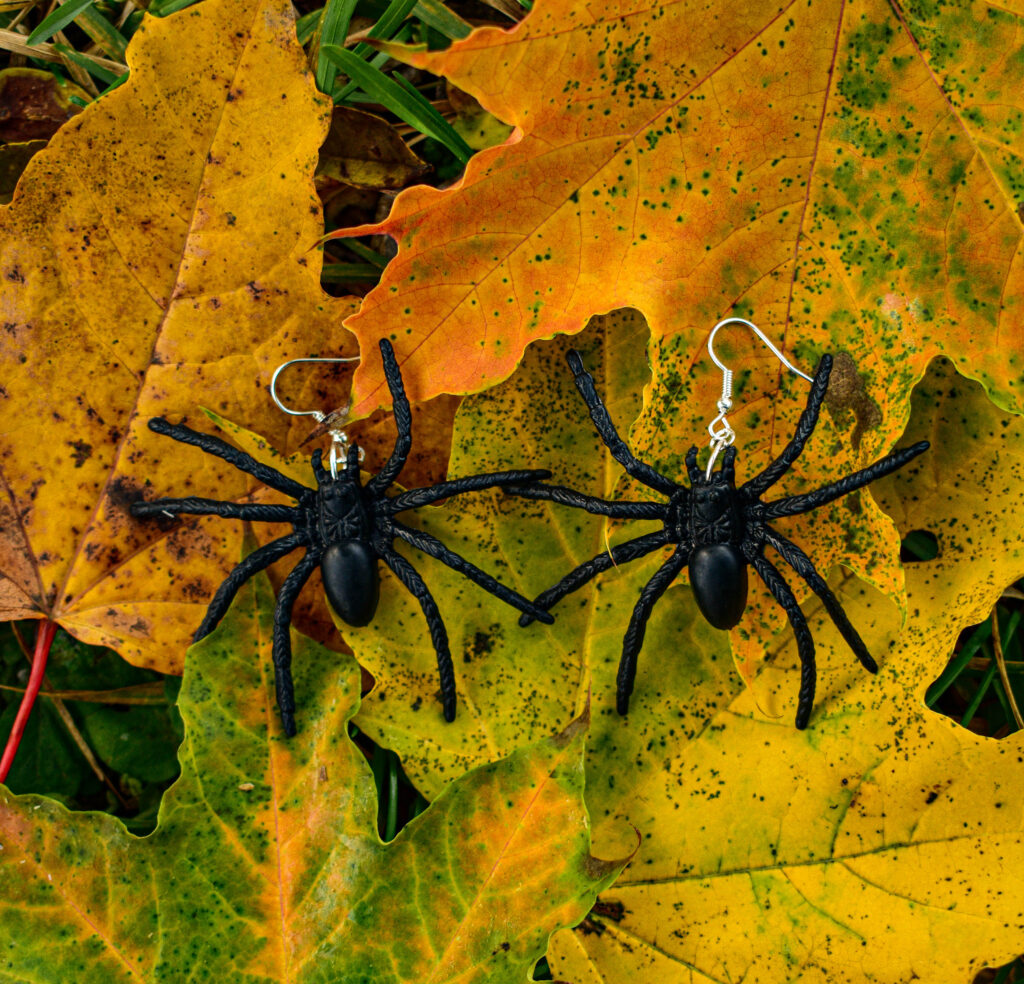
515;349;929;727
132;339;553;735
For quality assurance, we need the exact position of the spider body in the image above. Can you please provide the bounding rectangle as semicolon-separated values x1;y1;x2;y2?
132;338;553;735
515;349;929;728
308;459;379;625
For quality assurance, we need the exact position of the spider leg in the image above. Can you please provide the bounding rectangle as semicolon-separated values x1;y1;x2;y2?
747;551;816;729
685;446;702;483
389;519;554;624
385;470;553;513
566;350;678;497
616;547;687;714
376;540;456;721
271;552;319;737
763;525;877;673
741;356;832;500
366;339;414;496
311;448;330;486
145;417;309;500
519;529;671;627
507;483;664;520
131;497;299;524
761;441;930;521
194;531;308;643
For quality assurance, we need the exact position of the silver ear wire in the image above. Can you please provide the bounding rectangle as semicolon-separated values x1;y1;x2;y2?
269;356;360;479
704;317;813;478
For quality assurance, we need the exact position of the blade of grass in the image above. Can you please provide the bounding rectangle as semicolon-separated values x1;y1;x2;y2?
350;0;418;59
148;0;200;14
413;0;472;40
0;682;167;704
337;239;389;268
322;44;472;162
959;661;998;730
296;7;323;46
925;619;992;707
53;40;124;85
0;27;124;72
334;40;406;103
314;0;358;94
74;2;127;59
54;38;100;95
332;0;419;103
385;749;399;840
26;0;95;45
321;262;384;283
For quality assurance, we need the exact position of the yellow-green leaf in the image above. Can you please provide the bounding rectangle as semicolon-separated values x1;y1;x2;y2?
346;311;1024;982
0;563;625;980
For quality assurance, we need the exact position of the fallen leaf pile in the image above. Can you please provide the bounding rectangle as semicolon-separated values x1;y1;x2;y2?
0;0;1021;980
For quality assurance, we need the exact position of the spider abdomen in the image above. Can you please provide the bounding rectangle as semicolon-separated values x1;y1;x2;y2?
321;540;380;628
688;544;748;629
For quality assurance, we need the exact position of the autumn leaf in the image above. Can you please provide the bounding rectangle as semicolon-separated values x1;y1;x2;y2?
0;67;85;142
0;561;626;981
0;0;357;672
318;105;431;190
336;0;1024;440
344;311;1024;982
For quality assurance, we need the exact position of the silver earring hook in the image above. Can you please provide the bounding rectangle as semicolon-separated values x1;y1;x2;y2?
269;356;360;479
704;317;813;478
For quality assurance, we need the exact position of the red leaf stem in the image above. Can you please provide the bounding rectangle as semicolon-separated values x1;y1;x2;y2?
0;619;57;782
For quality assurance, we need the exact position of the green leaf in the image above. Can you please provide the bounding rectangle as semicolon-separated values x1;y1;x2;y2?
346;312;1024;983
26;0;97;45
314;0;358;95
78;703;181;783
0;701;84;799
0;565;624;979
322;43;472;162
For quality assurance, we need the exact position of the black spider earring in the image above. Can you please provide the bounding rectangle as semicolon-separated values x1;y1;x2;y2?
514;318;929;728
131;339;554;735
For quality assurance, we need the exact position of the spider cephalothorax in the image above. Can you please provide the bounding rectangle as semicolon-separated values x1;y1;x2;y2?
515;349;929;728
131;338;553;735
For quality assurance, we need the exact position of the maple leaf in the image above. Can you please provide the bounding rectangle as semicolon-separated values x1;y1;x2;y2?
344;311;1024;982
0;561;625;981
336;0;1024;432
0;0;359;672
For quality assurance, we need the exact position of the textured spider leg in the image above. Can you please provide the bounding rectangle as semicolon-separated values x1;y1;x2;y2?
386;470;553;513
376;540;457;721
616;547;688;714
684;446;702;483
311;448;330;485
388;518;554;624
519;529;671;627
566;350;678;496
720;445;737;482
145;417;309;499
272;552;319;736
762;525;877;673
131;497;299;523
747;551;817;729
742;356;832;500
193;531;309;643
761;441;930;521
366;339;414;496
508;483;664;520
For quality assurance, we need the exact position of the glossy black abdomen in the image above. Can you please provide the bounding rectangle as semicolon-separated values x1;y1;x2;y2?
321;540;380;627
688;544;747;629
